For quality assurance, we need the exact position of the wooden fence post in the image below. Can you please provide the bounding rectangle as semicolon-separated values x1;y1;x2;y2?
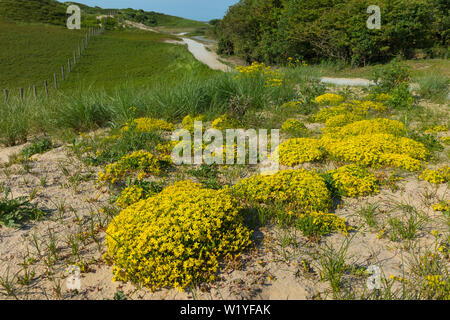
3;89;8;102
54;73;58;89
44;80;49;97
61;66;65;81
19;88;24;100
33;85;37;99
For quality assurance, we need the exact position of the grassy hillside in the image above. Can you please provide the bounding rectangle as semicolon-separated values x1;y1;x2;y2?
0;19;86;90
60;30;215;91
0;0;211;92
0;0;67;25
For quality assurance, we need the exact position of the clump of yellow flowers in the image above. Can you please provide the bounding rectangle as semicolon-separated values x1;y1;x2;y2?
277;138;325;166
235;62;283;87
182;115;205;132
432;201;449;212
104;181;252;292
425;125;448;134
211;114;240;130
324;113;363;128
97;150;161;186
233;169;332;212
327;118;406;138
296;211;351;238
115;185;146;209
329;164;380;197
314;93;345;106
420;166;450;185
280;119;308;136
320;133;429;172
121;117;175;133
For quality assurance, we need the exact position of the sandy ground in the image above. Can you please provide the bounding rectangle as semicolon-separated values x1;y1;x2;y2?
0;122;448;300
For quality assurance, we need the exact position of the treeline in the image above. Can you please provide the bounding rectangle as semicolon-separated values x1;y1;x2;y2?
217;0;449;66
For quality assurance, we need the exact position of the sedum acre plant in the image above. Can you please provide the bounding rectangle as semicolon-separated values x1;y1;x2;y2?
329;164;380;197
233;169;332;212
420;166;450;185
320;133;429;171
97;150;162;186
281;119;308;136
121;118;175;133
105;181;252;291
277;138;325;166
314;93;345;105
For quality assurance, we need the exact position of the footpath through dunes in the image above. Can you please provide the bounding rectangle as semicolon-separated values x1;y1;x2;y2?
124;20;230;72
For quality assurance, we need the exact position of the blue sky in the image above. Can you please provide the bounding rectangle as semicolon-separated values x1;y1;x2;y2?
73;0;240;21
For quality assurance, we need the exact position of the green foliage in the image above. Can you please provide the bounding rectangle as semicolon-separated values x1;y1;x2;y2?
0;19;86;90
0;188;44;228
188;164;222;190
21;138;53;159
370;59;412;93
218;0;448;66
417;74;450;103
59;30;214;91
0;0;67;26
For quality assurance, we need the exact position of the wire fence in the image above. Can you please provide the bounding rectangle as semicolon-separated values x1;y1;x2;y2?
2;26;104;103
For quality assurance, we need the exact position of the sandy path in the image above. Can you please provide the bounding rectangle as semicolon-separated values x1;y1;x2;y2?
176;37;231;71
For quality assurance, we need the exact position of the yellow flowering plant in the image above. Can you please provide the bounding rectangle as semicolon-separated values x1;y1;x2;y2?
121;117;175;133
232;169;332;213
97;150;162;186
280;119;308;137
320;133;429;171
296;211;351;239
420;166;450;185
329;164;380;197
277;138;325;166
105;181;252;291
314;93;345;106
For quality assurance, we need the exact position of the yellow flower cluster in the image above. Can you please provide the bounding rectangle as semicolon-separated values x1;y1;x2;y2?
425;125;448;134
281;119;307;135
296;211;351;237
329;164;380;197
320;133;429;171
235;62;283;87
441;136;450;145
105;181;252;291
116;185;146;209
326;118;406;138
420;166;450;185
182;115;205;132
432;201;449;212
314;100;387;123
424;275;449;298
358;101;387;112
211;114;240;130
374;93;393;101
324;113;364;128
277;138;325;166
281;100;303;109
122;117;175;133
97;151;161;185
314;93;345;106
232;169;332;212
313;105;351;123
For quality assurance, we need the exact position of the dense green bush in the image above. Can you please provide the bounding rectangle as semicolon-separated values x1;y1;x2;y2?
218;0;449;66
